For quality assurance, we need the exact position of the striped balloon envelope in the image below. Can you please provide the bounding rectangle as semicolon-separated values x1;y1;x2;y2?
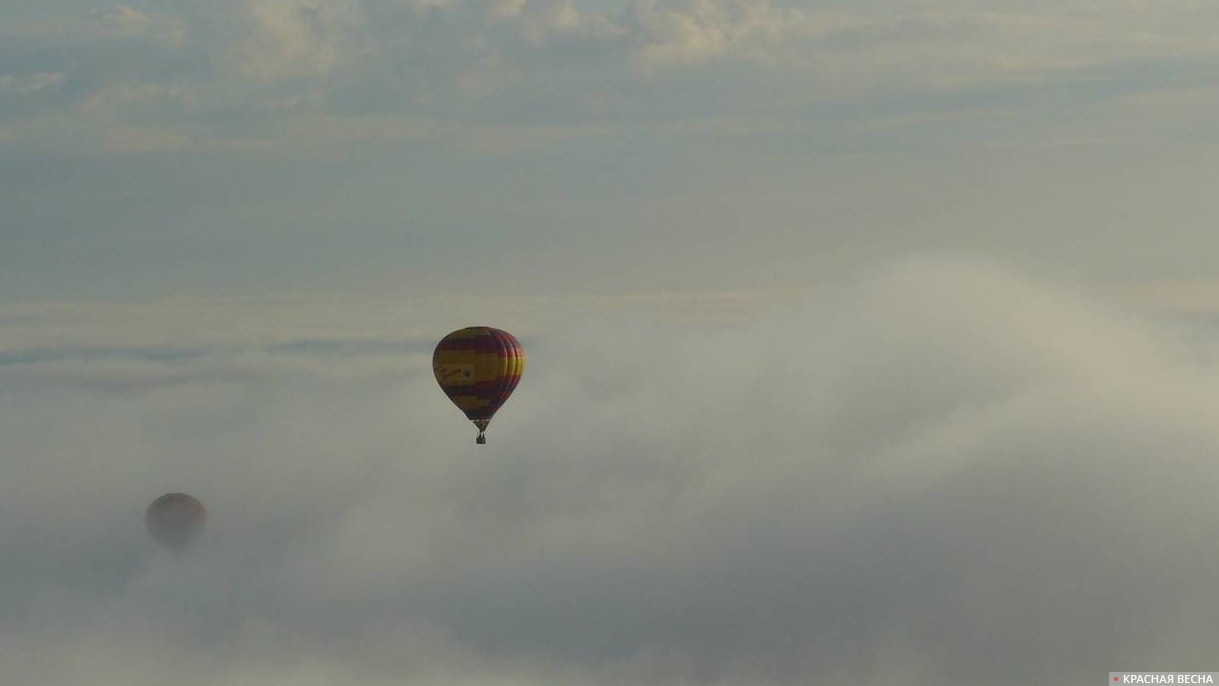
433;326;526;444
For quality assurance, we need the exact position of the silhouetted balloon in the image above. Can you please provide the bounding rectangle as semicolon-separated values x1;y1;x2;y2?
433;326;526;444
145;493;206;552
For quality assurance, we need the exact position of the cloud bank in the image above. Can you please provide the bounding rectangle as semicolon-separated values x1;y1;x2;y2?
2;255;1217;685
5;0;1219;152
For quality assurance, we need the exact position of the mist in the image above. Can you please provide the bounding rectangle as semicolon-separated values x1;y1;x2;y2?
1;255;1215;685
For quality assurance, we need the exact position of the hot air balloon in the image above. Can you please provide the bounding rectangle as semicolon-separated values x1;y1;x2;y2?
433;326;525;444
145;493;206;553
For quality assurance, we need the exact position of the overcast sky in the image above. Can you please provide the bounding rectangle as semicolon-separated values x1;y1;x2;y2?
4;1;1219;684
4;0;1219;301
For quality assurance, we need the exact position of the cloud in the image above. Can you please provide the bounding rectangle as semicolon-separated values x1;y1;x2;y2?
93;4;185;44
213;0;371;82
5;0;1219;152
2;4;187;44
623;0;817;72
2;255;1218;684
0;72;67;94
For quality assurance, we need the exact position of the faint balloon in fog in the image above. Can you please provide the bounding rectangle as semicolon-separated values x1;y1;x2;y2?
145;492;207;553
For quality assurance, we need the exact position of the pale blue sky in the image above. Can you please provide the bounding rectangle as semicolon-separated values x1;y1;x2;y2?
4;0;1219;303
